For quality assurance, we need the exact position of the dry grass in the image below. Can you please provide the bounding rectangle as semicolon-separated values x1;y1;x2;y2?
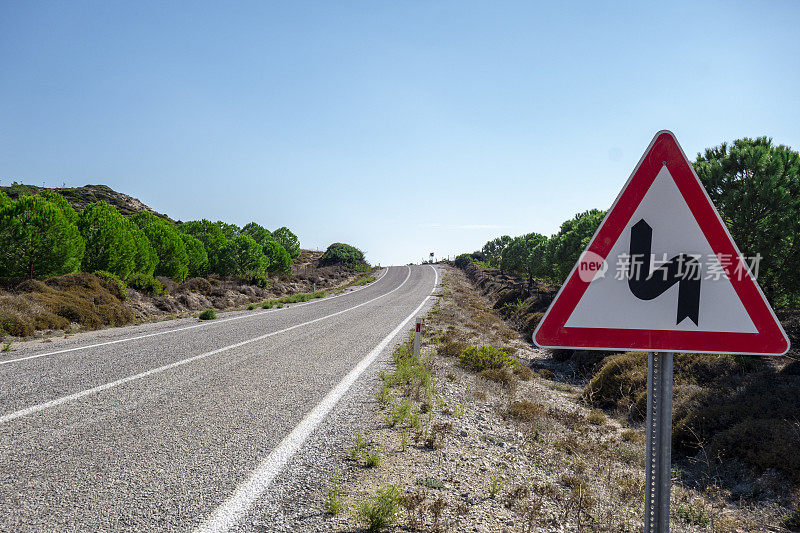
0;273;133;337
329;266;793;532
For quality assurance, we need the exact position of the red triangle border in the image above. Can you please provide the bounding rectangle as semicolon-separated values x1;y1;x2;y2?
533;131;790;355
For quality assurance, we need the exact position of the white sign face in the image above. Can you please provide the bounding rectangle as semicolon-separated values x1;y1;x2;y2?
534;130;789;355
565;166;756;334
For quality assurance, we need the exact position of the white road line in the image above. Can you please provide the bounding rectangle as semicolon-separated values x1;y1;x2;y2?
0;267;389;366
0;267;411;424
194;265;439;533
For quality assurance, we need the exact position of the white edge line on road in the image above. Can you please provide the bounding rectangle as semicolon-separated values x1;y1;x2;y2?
0;268;389;366
194;265;439;533
0;267;410;424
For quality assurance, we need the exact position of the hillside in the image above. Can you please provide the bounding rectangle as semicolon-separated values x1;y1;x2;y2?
0;182;172;220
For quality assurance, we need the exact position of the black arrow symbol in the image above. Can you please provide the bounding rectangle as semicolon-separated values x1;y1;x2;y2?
628;219;701;325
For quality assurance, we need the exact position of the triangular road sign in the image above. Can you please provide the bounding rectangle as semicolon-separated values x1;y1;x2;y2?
534;130;790;355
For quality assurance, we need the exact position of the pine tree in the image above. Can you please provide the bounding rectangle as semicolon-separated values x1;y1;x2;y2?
0;194;84;279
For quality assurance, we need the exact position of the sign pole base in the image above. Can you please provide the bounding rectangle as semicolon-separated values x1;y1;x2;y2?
644;351;673;533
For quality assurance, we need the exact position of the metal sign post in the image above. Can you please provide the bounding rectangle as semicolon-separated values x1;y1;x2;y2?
644;351;673;533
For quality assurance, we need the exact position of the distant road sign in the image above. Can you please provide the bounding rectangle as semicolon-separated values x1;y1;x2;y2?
534;130;789;355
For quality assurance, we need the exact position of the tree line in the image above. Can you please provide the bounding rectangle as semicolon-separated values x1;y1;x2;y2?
459;137;800;308
0;190;301;289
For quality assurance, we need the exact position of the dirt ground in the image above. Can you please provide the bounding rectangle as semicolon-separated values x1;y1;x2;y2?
321;265;797;532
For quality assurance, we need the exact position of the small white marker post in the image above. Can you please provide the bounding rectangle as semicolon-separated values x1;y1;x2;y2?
644;352;674;533
413;317;423;358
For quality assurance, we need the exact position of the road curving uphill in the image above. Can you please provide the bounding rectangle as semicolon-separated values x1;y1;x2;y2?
0;265;438;532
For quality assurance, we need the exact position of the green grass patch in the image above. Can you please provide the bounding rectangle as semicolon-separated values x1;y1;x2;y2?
198;308;217;320
355;485;400;532
458;345;517;372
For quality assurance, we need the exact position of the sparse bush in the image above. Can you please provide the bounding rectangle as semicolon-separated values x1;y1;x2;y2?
126;272;166;296
324;473;345;515
0;272;134;336
620;429;642;443
537;368;555;380
513;365;533;380
504;400;544;423
198;308;216;320
356;485;400;532
349;431;369;461
587;409;606;425
783;506;800;530
583;351;647;409
363;448;382;468
459;345;517;372
478;367;515;387
675;503;710;527
416;477;444;489
488;476;504;499
349;274;375;286
261;301;274;309
437;338;468;358
247;303;256;310
585;351;800;482
179;277;212;295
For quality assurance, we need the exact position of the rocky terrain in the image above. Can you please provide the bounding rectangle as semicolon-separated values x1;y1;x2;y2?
310;264;798;532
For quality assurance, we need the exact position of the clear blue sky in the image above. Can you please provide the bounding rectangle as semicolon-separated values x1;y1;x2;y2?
1;2;798;266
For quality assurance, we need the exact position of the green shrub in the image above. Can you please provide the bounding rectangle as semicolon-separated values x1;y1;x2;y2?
247;303;257;310
319;242;367;268
453;253;473;268
363;448;382;468
198;308;216;320
356;485;400;532
349;275;375;287
675;504;710;526
261;301;274;309
458;345;517;372
126;273;166;296
93;270;128;301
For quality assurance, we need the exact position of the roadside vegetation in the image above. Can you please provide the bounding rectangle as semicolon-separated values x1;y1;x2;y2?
323;267;796;531
0;183;372;340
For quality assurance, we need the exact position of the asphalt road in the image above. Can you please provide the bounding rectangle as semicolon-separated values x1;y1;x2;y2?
0;265;438;532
